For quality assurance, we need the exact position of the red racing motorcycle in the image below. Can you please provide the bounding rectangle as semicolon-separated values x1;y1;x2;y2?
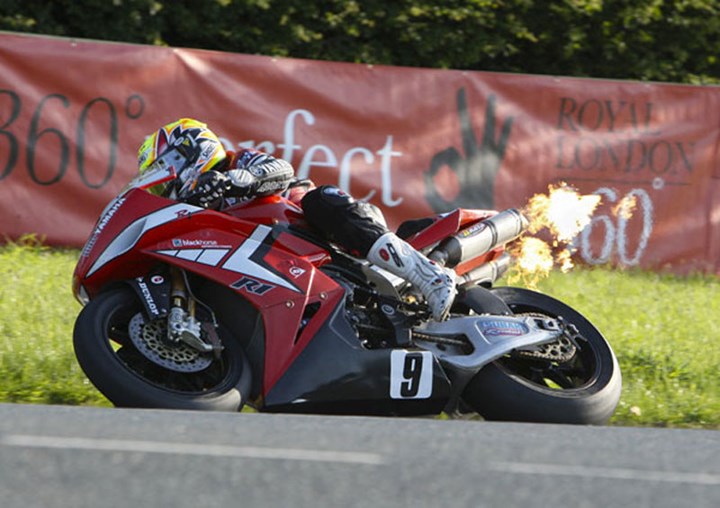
72;158;621;424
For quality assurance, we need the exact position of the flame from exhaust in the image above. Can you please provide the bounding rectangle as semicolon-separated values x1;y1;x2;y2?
509;182;603;287
511;237;554;288
614;194;637;220
524;183;602;242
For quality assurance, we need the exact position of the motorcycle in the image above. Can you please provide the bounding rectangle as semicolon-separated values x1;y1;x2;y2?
72;153;622;424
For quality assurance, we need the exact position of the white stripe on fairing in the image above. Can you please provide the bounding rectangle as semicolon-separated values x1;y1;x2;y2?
155;248;230;267
222;225;300;292
1;434;383;465
87;203;202;277
176;249;203;261
196;249;230;266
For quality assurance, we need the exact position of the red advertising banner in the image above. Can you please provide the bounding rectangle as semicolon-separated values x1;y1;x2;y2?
1;32;720;273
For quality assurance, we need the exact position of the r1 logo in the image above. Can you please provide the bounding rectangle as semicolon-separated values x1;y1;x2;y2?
390;350;433;399
231;276;275;295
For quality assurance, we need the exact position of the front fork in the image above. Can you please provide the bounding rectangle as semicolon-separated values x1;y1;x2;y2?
167;267;213;352
131;267;222;355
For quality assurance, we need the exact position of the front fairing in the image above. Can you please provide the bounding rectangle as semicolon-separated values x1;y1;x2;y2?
72;184;342;397
73;161;183;300
73;189;207;301
73;189;330;299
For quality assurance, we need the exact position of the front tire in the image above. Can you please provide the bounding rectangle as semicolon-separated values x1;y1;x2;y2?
73;287;252;411
462;287;621;425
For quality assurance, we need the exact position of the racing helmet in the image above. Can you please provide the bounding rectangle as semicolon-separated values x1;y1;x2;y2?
137;118;226;196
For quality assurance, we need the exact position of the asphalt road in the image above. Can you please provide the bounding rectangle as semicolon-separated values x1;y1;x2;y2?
0;403;718;508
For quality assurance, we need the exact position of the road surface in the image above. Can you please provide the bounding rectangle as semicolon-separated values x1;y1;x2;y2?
0;403;718;507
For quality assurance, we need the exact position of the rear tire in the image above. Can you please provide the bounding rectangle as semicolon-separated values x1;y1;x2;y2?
462;287;621;425
73;287;252;411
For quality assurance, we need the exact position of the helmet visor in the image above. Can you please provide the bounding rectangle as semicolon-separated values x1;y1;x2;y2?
143;147;191;196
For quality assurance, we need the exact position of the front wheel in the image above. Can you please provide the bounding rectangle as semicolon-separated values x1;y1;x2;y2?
73;287;252;411
461;287;621;425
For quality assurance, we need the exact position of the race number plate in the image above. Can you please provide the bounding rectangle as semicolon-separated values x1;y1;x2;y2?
389;350;433;399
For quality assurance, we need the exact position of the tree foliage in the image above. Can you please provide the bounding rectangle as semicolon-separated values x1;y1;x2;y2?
1;0;718;84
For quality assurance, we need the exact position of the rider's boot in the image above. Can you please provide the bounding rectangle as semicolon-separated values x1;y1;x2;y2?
367;232;457;321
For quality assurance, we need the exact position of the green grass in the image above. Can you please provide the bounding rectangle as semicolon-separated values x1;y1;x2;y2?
0;238;110;408
1;240;718;428
531;267;720;429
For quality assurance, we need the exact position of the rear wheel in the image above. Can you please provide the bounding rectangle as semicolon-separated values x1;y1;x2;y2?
461;287;621;425
73;287;252;411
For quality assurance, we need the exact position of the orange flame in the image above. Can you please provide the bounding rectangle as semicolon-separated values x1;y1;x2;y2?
511;237;554;288
524;183;602;242
613;194;637;220
509;182;602;287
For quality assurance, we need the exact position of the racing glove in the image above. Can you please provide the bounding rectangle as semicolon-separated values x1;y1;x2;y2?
184;170;230;209
225;168;258;200
225;155;294;200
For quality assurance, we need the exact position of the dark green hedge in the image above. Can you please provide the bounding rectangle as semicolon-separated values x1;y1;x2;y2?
1;0;719;84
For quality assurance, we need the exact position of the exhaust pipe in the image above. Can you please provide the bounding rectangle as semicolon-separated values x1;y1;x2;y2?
429;208;528;268
458;252;512;288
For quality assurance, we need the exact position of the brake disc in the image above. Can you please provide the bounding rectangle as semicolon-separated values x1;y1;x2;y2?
128;313;213;373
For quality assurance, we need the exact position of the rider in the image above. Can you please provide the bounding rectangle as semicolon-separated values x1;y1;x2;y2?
137;118;456;321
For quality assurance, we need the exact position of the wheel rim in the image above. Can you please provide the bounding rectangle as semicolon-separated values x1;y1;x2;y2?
105;300;236;395
495;309;602;393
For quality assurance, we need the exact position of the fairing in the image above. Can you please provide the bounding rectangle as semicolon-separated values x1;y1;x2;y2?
263;295;452;416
